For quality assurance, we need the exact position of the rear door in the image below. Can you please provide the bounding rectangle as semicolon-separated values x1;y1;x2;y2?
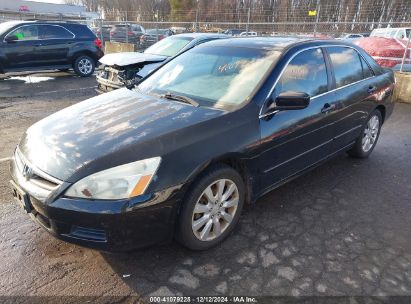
258;47;339;192
324;46;379;150
35;25;74;66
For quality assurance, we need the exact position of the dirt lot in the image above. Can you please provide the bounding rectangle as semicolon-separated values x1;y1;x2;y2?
0;73;410;301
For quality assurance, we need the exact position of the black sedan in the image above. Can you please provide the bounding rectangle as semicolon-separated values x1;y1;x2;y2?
10;38;395;251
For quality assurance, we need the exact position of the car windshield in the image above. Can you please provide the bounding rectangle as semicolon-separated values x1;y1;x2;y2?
144;36;193;57
138;46;281;110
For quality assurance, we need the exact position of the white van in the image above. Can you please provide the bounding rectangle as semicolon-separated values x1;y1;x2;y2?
370;27;411;39
239;31;257;37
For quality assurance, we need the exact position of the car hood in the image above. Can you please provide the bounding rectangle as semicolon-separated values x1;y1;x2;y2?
99;52;167;67
19;88;223;182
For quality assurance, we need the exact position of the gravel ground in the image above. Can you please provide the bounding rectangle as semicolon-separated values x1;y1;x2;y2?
0;74;410;301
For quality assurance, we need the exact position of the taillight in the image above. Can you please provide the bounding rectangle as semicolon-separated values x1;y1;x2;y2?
94;38;102;49
140;35;145;42
128;31;134;35
159;35;165;40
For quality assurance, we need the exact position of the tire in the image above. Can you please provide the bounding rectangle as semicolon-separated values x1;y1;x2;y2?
73;55;95;77
348;109;382;158
176;164;245;250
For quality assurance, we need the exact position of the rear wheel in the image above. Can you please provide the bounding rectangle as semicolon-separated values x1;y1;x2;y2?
73;55;95;77
177;165;245;250
348;109;382;158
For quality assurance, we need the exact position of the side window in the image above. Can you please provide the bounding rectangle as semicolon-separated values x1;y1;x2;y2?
327;47;363;88
274;48;328;97
360;56;374;79
7;25;39;41
39;25;73;39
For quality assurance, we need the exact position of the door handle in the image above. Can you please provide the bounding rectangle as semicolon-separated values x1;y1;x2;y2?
321;103;336;113
368;85;377;94
34;43;43;47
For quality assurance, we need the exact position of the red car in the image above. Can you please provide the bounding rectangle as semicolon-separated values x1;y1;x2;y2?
19;5;30;12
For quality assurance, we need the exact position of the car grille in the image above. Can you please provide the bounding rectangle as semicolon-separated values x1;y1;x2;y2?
68;226;107;242
101;67;126;83
14;148;62;193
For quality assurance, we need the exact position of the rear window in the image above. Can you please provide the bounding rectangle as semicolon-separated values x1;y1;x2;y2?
327;47;363;88
69;24;96;39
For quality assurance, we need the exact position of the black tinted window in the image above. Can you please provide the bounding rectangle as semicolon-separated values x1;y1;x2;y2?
360;56;374;78
275;48;328;97
327;47;363;88
8;25;39;40
39;25;73;39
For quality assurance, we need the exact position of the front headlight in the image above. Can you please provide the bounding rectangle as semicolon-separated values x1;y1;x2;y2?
65;157;161;200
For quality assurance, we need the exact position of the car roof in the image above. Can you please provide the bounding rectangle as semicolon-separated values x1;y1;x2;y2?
175;33;228;39
201;37;308;49
2;20;36;26
196;37;363;51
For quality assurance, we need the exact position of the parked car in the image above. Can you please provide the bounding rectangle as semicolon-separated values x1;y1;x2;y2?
170;26;187;34
239;31;257;37
370;27;411;39
10;38;395;251
0;20;103;76
109;23;145;44
96;33;227;93
93;25;112;43
224;29;246;36
338;33;370;39
139;28;174;49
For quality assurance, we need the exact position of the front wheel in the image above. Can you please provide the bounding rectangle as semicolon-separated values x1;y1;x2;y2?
73;55;95;77
177;165;245;250
348;109;382;158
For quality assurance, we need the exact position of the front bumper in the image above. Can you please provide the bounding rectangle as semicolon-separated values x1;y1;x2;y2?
9;154;183;252
96;74;124;94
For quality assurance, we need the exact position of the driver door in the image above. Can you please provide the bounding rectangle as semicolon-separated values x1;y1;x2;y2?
258;47;339;192
3;25;39;70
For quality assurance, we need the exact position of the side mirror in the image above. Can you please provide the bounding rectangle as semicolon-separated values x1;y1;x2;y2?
268;91;310;112
5;35;19;43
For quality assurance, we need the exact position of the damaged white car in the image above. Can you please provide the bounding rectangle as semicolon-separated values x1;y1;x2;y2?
96;33;227;93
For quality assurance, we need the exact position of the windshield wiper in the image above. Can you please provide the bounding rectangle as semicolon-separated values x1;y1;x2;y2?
161;92;199;107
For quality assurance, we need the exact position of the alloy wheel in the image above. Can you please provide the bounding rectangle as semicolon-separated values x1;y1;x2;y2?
78;58;93;75
362;115;380;153
191;179;239;242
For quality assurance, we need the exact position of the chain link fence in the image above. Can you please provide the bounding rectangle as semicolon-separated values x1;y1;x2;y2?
1;6;411;51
